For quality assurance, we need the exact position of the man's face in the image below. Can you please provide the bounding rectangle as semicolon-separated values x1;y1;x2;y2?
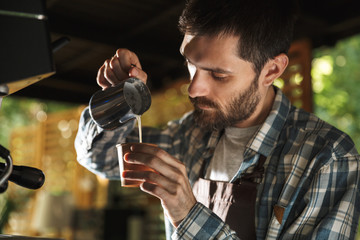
180;34;262;130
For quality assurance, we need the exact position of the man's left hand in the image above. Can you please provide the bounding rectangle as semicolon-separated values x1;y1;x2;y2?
122;144;197;227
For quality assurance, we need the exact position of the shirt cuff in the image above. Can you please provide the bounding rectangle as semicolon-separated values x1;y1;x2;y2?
171;202;231;240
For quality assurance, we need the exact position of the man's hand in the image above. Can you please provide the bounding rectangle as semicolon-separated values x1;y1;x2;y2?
122;144;197;227
96;48;148;89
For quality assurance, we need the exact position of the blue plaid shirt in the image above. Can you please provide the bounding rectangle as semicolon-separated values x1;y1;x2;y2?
75;87;360;239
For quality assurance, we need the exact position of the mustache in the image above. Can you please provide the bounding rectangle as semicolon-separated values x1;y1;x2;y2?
189;97;218;108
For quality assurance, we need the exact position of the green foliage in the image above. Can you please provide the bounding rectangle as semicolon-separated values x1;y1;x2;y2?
312;34;360;150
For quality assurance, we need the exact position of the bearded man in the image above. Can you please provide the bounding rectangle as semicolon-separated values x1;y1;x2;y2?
75;0;360;239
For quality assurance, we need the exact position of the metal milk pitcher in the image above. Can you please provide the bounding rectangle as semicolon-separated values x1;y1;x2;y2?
89;77;151;130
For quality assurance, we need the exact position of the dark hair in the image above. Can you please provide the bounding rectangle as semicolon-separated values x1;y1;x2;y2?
178;0;298;75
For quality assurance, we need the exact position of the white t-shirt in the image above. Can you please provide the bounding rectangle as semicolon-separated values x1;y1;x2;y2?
205;125;260;181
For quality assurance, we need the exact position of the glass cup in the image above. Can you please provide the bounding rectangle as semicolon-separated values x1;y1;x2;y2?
116;142;155;187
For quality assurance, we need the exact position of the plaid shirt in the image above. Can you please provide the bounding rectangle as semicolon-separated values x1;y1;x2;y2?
75;87;360;239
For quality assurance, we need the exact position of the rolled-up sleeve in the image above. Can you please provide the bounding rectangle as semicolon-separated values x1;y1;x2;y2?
74;107;135;179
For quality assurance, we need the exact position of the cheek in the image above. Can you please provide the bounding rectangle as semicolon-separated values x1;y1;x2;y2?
211;87;235;109
213;82;248;109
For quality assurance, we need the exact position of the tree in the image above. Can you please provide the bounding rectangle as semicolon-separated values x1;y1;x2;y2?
312;34;360;150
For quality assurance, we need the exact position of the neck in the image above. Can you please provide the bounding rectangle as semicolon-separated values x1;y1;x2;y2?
233;86;275;128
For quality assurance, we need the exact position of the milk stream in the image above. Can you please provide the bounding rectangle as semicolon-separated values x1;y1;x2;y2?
136;115;142;143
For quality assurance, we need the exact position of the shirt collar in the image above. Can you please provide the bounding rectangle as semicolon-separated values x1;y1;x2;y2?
246;86;291;157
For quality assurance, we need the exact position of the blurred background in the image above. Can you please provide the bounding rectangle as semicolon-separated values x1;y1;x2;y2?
0;0;360;239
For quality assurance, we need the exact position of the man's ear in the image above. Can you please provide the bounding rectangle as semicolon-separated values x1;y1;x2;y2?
261;53;289;86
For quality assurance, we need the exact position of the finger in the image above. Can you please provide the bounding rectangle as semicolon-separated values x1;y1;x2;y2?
123;170;177;194
125;152;186;183
115;49;148;83
103;60;119;86
97;63;112;89
109;56;128;81
122;170;153;183
116;49;147;81
129;66;148;83
116;49;143;71
138;182;167;202
130;145;184;169
141;181;169;198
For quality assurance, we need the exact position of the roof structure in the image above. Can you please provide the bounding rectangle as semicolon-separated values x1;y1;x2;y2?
11;0;360;103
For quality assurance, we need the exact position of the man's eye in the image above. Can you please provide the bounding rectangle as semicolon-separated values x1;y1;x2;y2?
211;72;227;81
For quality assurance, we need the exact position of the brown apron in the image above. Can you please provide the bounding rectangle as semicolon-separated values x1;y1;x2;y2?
192;155;266;239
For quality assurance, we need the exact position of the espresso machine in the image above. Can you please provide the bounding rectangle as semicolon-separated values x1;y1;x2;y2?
0;0;68;238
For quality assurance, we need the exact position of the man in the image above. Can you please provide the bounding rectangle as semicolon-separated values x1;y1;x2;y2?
75;0;360;239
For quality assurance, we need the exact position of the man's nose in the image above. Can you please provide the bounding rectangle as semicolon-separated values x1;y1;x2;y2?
188;71;209;98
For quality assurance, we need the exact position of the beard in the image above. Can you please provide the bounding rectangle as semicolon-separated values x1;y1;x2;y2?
189;76;260;130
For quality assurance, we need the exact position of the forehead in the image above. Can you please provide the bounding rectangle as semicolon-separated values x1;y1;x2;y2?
180;34;243;66
179;33;257;77
181;34;240;56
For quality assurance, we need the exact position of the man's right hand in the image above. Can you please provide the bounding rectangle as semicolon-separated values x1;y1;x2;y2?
97;48;148;89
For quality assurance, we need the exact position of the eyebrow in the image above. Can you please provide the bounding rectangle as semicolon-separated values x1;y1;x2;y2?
183;55;233;74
